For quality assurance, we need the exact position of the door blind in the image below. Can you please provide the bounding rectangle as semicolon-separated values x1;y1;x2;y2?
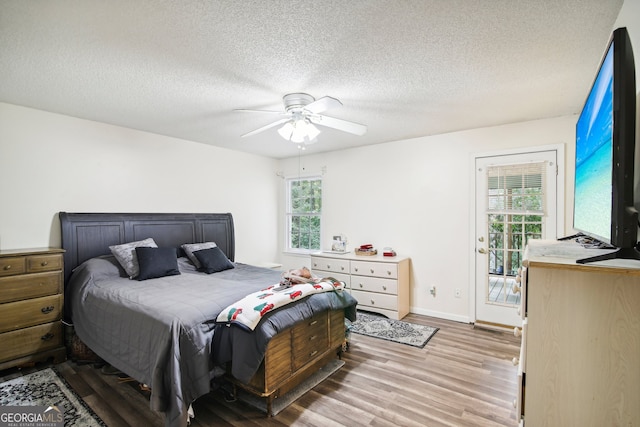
487;161;547;215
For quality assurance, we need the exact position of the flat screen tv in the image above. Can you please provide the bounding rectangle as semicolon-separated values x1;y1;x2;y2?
573;27;640;263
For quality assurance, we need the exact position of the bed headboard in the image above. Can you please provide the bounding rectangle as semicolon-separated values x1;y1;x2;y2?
59;212;235;284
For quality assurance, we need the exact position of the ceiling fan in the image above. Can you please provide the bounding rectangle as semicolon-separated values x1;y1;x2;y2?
235;93;367;144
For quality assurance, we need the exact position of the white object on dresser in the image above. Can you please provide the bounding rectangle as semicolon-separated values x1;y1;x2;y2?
310;252;410;320
514;239;640;426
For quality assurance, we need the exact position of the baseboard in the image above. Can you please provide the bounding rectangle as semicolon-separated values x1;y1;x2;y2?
409;306;470;324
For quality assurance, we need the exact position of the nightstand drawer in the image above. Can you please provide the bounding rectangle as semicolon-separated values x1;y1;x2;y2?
311;257;350;274
351;289;398;311
0;257;27;277
351;260;398;279
0;321;63;363
27;254;63;273
351;276;397;294
0;294;63;333
0;271;62;304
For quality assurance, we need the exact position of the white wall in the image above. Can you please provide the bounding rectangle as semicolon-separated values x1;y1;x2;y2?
278;116;576;322
0;102;280;265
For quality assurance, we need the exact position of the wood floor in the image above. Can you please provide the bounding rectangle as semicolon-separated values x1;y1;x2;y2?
1;313;521;427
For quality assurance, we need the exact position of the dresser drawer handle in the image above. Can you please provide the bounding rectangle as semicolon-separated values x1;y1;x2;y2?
309;350;318;357
341;266;345;271
370;269;374;274
326;264;331;269
383;286;387;291
370;300;375;305
309;320;318;326
41;261;49;266
387;271;391;276
3;265;10;271
313;262;317;267
359;283;363;288
309;335;317;341
354;267;358;272
41;333;55;341
41;306;55;314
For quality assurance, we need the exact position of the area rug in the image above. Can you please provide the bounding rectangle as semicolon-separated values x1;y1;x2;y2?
349;311;439;348
230;359;344;416
0;368;106;427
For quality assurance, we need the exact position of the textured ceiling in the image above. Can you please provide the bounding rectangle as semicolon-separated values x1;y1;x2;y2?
0;0;624;159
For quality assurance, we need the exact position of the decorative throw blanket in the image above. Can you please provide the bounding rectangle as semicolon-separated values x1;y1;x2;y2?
216;279;344;330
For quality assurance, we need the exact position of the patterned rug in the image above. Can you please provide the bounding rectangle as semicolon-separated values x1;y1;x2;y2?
349;311;439;348
0;368;106;427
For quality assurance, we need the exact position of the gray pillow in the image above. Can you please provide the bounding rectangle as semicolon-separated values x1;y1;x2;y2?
109;237;158;278
181;242;217;268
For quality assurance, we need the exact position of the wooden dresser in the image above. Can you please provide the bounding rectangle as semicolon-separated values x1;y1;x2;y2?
311;252;410;319
0;248;66;370
514;240;640;426
233;309;345;415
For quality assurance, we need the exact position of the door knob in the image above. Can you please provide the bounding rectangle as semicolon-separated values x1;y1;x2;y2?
478;236;484;242
478;248;487;254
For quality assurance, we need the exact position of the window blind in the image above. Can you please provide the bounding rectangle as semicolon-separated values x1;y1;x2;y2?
487;161;546;215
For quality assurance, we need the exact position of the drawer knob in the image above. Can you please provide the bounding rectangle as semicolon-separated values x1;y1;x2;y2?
313;262;317;267
370;300;375;305
387;271;391;276
309;335;317;341
3;265;10;270
359;283;363;288
341;266;345;271
41;261;49;266
512;284;521;294
41;306;55;314
354;267;358;272
327;264;331;269
309;320;318;326
513;327;522;338
41;333;54;341
515;275;522;284
309;350;318;357
370;269;374;274
383;286;387;291
512;357;519;366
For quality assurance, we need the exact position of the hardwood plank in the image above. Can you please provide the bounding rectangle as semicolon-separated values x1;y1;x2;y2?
0;313;521;426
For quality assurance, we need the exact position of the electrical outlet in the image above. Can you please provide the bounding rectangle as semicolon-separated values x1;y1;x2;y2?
455;288;461;298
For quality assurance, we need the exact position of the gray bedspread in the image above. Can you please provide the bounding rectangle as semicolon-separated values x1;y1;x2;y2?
66;255;357;427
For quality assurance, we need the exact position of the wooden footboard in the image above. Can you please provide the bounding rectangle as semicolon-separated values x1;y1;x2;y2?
231;308;346;415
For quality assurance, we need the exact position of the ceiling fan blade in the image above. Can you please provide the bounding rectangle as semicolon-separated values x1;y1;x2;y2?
241;118;290;137
304;96;342;114
234;108;285;115
309;115;367;136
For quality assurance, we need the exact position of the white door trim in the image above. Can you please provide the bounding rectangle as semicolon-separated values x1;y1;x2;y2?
468;143;565;323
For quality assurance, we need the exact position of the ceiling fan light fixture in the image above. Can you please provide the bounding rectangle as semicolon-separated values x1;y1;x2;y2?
278;118;320;144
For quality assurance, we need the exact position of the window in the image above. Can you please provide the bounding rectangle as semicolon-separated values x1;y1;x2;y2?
286;176;322;253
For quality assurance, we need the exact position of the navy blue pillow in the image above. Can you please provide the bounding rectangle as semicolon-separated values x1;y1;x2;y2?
193;247;235;274
135;247;181;281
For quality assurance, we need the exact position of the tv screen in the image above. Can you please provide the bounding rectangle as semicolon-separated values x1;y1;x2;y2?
573;27;639;263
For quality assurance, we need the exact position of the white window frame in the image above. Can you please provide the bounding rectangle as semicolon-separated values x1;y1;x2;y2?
284;175;323;254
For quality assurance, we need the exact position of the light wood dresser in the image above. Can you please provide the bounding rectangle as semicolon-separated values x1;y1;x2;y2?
310;252;410;320
0;247;66;370
514;240;640;426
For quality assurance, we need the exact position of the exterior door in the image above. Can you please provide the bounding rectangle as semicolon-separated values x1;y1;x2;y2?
475;149;558;328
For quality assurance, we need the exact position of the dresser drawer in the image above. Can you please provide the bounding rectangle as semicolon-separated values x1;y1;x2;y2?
0;294;63;333
351;276;397;295
27;254;63;273
315;271;351;288
0;321;63;363
0;271;63;304
292;313;329;369
0;257;27;277
351;260;398;279
311;257;350;275
351;289;398;311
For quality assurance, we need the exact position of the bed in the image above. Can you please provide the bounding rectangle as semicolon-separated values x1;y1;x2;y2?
59;212;357;427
